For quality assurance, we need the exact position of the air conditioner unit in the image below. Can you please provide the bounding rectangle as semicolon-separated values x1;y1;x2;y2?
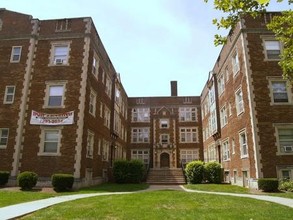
55;59;64;65
284;146;293;152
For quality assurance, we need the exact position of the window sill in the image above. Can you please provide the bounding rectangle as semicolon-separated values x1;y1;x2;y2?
264;58;281;62
43;105;65;109
270;102;292;106
276;152;293;156
38;152;61;156
48;63;70;67
241;155;249;159
0;146;7;149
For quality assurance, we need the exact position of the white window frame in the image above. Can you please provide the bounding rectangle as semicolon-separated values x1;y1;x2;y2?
222;139;230;161
160;119;169;128
239;129;248;158
179;107;197;122
4;86;16;104
208;143;216;162
131;128;150;143
38;127;62;156
180;149;199;164
268;78;292;105
105;75;112;98
235;88;244;115
220;105;228;128
92;54;99;78
102;140;110;161
275;124;293;155
278;167;293;181
232;50;240;75
131;149;149;166
86;130;94;158
10;46;22;63
179;127;198;143
160;134;170;144
49;42;71;66
89;89;97;116
44;81;66;108
104;105;111;128
131;108;150;122
217;73;225;96
0;128;9;149
263;38;282;60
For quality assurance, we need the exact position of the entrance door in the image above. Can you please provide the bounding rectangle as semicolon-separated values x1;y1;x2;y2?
160;153;170;168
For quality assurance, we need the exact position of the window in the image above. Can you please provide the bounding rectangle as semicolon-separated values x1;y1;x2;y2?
232;138;235;154
105;75;112;98
131;150;149;166
98;139;101;155
131;128;149;143
0;128;9;149
10;46;22;62
102;140;110;161
218;73;225;95
179;107;197;122
228;102;232;116
160;119;169;128
210;110;217;134
132;108;150;122
89;90;96;116
239;130;248;158
104;106;111;128
180;149;199;164
264;40;281;60
45;83;65;108
4;86;15;104
92;55;99;77
222;139;230;161
232;50;240;75
180;127;198;143
39;128;61;155
208;144;217;161
160;134;169;144
87;131;94;158
235;88;244;115
50;42;70;65
279;169;293;181
220;105;228;128
225;66;229;82
277;127;293;154
270;80;291;104
100;102;103;118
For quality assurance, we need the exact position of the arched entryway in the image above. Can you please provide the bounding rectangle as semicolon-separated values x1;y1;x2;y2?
160;152;170;168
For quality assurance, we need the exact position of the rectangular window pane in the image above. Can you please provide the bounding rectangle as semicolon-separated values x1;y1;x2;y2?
272;82;288;103
44;130;59;153
48;86;63;106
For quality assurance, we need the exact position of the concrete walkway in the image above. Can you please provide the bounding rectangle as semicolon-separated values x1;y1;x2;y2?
0;185;292;220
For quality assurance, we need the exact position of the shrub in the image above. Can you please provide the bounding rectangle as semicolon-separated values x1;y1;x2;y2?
185;160;204;184
258;178;279;192
0;171;10;186
51;174;74;192
113;159;145;184
279;180;293;192
17;171;38;190
204;161;222;184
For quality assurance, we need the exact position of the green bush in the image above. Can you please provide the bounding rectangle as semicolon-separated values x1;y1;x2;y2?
0;171;10;186
113;159;145;184
17;171;38;190
51;174;74;192
185;160;204;184
279;180;293;192
204;161;222;184
258;178;279;192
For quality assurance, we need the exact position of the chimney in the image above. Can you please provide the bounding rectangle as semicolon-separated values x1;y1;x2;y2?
170;81;177;96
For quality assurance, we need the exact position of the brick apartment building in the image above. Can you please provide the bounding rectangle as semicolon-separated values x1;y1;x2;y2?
0;9;292;188
201;12;293;188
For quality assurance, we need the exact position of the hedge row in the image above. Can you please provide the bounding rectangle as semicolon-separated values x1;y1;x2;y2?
113;159;145;183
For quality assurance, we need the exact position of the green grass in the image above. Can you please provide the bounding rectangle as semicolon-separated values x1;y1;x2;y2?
21;191;293;220
0;183;148;207
184;183;250;193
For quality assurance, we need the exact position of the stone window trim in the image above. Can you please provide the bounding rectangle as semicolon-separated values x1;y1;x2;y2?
3;85;16;104
10;46;22;63
43;81;67;109
179;107;197;122
0;128;9;149
160;119;169;128
38;126;63;156
267;77;292;105
179;127;198;143
274;123;293;156
261;36;282;61
160;134;170;144
277;166;293;180
239;129;248;159
131;127;150;143
48;41;72;66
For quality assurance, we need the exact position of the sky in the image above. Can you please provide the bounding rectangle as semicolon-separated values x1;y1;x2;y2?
0;0;291;97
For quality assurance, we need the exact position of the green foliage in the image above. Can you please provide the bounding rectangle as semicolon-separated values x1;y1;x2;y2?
204;161;222;184
279;180;293;192
113;159;145;184
0;171;9;186
51;174;74;192
258;178;279;192
17;171;38;190
185;160;205;184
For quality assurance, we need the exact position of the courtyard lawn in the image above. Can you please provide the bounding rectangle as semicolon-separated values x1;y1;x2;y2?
21;190;293;220
77;183;149;193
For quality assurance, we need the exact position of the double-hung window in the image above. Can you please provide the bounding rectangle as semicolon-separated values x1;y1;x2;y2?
87;131;94;158
10;46;22;62
270;80;291;104
160;119;169;128
232;50;240;75
0;128;9;149
132;108;150;122
45;83;65;108
131;128;149;143
264;40;281;60
180;149;199;164
160;134;169;144
39;128;61;155
239;130;248;158
89;90;97;116
277;127;293;154
222;139;230;161
4;86;15;104
180;127;198;143
179;107;197;122
131;150;149;166
50;42;70;65
235;88;244;115
220;105;228;128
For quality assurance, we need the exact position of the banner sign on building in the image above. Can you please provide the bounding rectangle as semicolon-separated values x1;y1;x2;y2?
30;110;74;125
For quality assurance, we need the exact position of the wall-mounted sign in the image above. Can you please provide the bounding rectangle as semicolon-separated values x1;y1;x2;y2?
30;110;74;125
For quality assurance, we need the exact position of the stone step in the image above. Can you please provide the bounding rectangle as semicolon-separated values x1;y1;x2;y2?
146;168;186;185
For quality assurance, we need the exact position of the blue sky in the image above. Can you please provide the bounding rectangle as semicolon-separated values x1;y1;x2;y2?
1;0;291;97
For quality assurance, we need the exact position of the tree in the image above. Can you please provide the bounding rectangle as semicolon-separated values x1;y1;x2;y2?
204;0;293;81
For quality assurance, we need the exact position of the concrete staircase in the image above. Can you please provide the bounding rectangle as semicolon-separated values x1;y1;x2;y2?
146;168;186;185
